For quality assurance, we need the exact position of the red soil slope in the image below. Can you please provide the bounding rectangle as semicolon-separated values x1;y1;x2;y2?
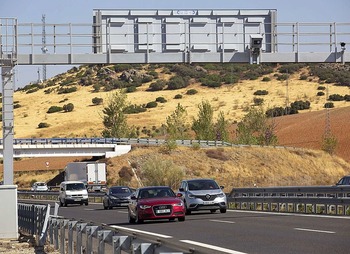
275;106;350;162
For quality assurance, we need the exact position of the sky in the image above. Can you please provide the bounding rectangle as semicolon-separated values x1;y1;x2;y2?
1;0;349;88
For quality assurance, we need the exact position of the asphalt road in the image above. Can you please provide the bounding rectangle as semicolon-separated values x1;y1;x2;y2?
42;201;350;254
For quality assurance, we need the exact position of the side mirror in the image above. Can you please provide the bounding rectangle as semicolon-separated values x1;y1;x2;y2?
220;186;225;189
179;188;185;192
176;193;183;197
130;195;137;200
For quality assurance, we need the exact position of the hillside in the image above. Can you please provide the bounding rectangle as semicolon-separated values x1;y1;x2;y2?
1;63;350;188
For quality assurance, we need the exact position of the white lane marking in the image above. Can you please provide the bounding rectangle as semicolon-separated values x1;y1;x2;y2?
117;211;128;214
294;228;335;234
110;225;172;238
210;219;236;224
229;209;350;220
180;240;247;254
84;208;95;211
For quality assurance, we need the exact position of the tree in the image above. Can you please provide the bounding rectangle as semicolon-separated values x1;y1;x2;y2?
141;155;184;190
165;103;190;140
215;111;230;142
63;103;74;112
236;107;278;146
101;90;134;138
322;133;338;155
192;100;215;140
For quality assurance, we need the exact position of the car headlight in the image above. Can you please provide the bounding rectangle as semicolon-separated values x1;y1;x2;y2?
173;202;184;207
139;204;151;209
217;193;225;197
110;196;118;200
188;192;195;198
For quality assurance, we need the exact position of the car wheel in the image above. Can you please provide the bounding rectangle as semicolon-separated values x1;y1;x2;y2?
128;209;135;224
210;209;217;213
63;199;67;207
178;217;185;222
59;199;63;207
103;202;108;210
85;202;88;206
220;208;227;213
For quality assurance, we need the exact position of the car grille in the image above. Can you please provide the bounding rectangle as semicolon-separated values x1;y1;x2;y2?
196;194;217;201
153;204;172;216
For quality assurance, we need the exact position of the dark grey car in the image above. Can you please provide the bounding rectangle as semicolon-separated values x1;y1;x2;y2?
178;178;227;215
103;186;133;209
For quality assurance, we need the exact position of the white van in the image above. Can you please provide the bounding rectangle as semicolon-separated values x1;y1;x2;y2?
59;181;89;207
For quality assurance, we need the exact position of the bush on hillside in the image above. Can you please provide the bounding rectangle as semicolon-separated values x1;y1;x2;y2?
47;106;63;113
253;90;269;96
63;103;74;112
324;102;334;108
145;101;158;108
92;97;103;105
38;122;50;128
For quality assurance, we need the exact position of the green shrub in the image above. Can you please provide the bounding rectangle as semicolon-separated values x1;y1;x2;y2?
47;106;63;113
92;97;103;105
324;102;334;108
317;91;325;96
317;86;326;90
262;77;271;82
38;122;50;128
57;86;77;94
124;104;147;114
186;89;198;95
253;90;269;96
174;94;183;99
148;80;166;91
126;86;137;93
344;95;350;101
328;94;344;101
145;101;158;108
253;97;264;106
63;103;74;112
167;76;189;90
300;75;308;80
156;97;167;103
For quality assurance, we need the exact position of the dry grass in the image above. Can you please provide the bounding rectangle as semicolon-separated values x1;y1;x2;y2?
1;65;350;189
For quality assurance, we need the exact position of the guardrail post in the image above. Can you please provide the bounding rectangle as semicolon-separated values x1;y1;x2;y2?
52;218;59;250
113;235;131;254
60;219;69;253
86;225;99;254
98;230;113;254
76;222;87;254
133;242;154;254
68;221;77;254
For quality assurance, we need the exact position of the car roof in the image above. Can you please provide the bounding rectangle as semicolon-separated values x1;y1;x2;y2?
185;178;215;182
137;186;171;191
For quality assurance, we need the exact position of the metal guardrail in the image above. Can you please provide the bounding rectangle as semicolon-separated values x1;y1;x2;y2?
227;186;350;215
4;137;293;149
17;203;51;247
17;202;214;254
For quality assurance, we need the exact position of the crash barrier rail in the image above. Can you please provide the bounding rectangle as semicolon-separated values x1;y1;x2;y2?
17;203;215;254
20;185;350;216
3;137;293;149
227;186;350;216
17;203;51;247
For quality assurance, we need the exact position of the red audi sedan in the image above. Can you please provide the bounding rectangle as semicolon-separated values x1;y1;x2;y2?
128;186;185;223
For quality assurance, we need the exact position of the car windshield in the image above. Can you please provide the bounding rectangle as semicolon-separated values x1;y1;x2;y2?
139;188;175;199
66;183;85;190
110;187;131;194
188;180;219;190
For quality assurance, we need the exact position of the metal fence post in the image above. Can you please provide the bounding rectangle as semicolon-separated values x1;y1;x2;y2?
98;230;113;254
86;225;99;254
76;222;87;254
113;235;131;254
68;221;77;254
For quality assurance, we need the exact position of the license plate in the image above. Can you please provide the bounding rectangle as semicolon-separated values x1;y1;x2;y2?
156;209;170;214
203;201;214;205
74;198;81;201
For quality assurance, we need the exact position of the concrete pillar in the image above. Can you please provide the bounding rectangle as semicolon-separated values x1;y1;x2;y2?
0;185;18;239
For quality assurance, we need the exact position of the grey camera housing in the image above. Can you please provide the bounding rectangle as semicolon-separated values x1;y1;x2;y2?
250;34;263;49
